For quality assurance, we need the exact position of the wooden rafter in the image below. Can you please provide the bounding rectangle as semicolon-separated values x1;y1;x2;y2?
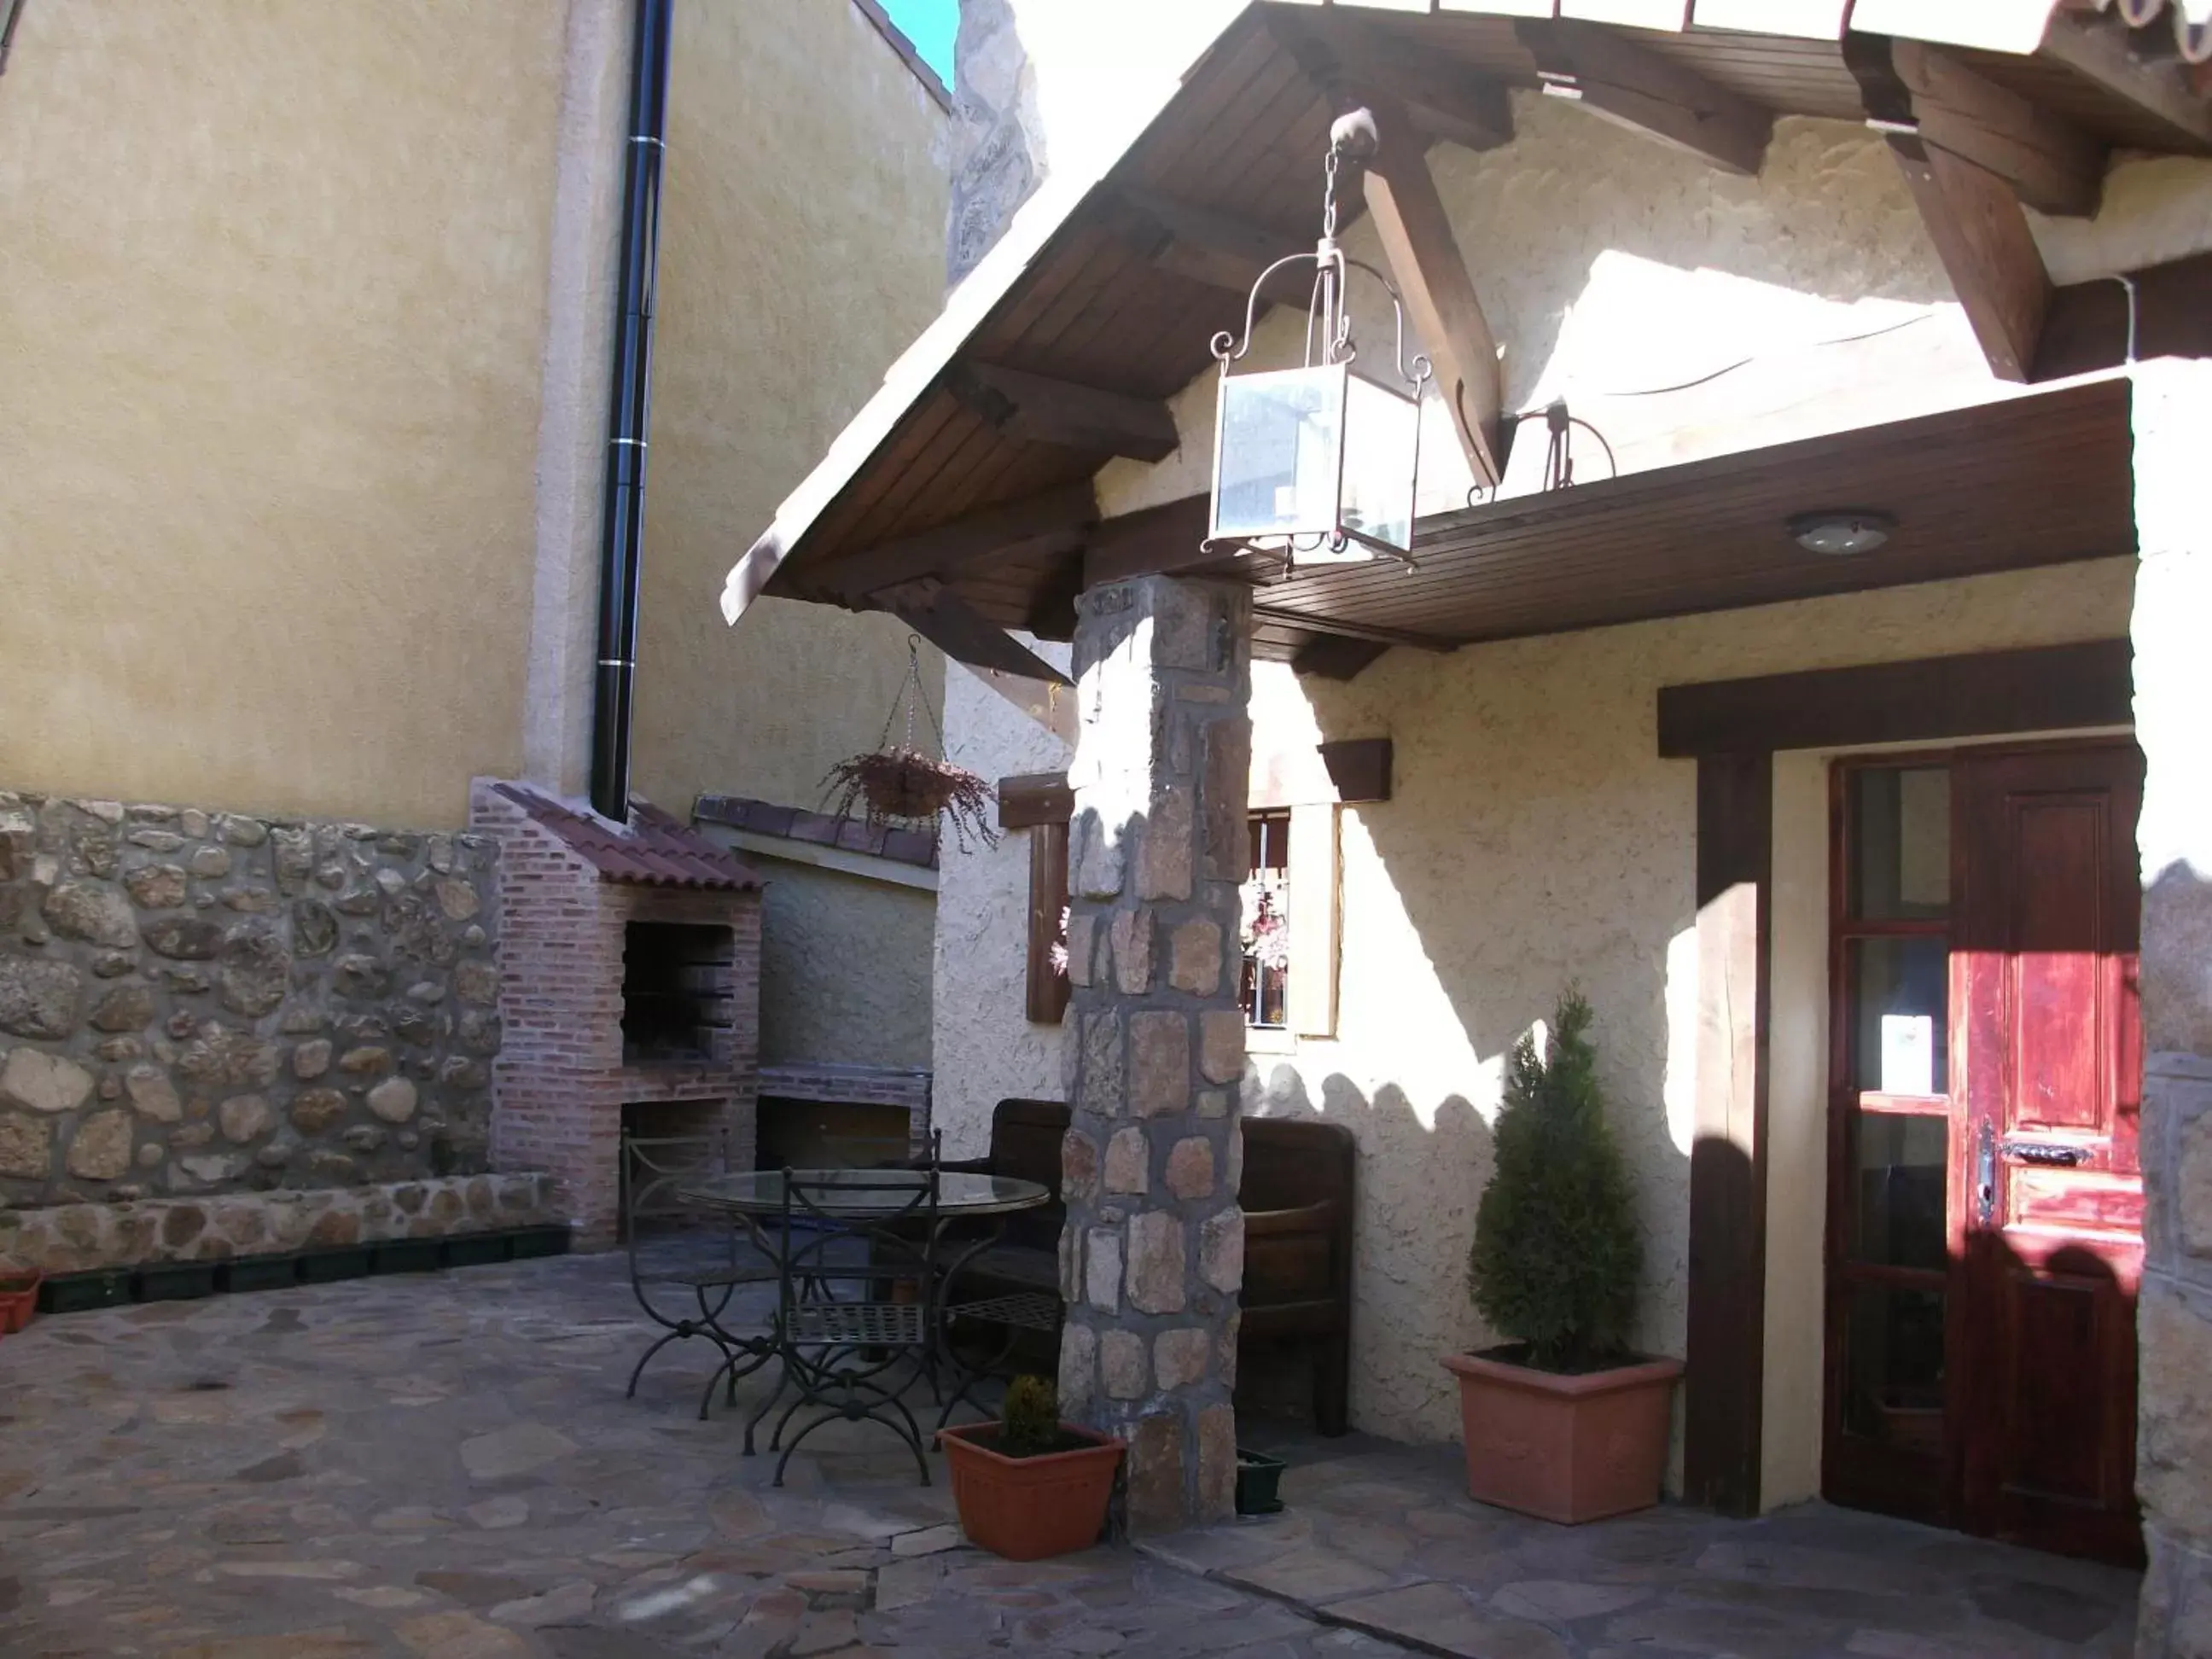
1877;39;2105;217
871;578;1074;685
1847;34;2054;382
1106;188;1310;302
945;362;1179;463
2038;6;2212;152
1290;635;1391;681
1359;97;1509;490
1251;603;1459;652
1515;18;1775;176
1080;495;1221;588
815;482;1097;602
1272;16;1515;154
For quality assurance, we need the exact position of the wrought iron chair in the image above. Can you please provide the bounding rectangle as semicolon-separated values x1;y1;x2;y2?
755;1161;942;1487
620;1127;777;1421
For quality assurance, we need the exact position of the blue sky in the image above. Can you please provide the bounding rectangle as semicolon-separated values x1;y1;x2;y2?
879;0;957;87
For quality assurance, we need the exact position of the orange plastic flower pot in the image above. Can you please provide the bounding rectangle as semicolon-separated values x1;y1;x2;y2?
937;1421;1125;1561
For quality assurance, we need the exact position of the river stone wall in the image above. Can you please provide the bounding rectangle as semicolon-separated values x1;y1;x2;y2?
0;1172;556;1274
0;793;501;1209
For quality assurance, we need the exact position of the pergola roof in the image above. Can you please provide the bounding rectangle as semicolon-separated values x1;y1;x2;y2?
725;1;2209;676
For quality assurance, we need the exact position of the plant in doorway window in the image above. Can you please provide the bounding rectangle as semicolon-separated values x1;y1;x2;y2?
1441;989;1683;1523
1241;874;1289;970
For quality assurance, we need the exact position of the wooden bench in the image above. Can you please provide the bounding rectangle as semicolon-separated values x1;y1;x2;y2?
942;1098;1355;1435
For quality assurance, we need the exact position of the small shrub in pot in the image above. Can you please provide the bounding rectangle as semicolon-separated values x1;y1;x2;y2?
1445;990;1683;1522
938;1377;1125;1560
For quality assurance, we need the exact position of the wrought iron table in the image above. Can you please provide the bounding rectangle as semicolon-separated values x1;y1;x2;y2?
678;1167;1053;1483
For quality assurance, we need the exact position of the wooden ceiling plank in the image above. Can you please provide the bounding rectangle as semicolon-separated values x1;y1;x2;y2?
2036;7;2212;151
946;361;1179;463
841;409;1006;551
817;481;1099;602
1846;34;2054;381
1249;602;1464;650
1515;17;1776;174
1359;98;1509;487
1281;14;1517;151
1109;186;1313;301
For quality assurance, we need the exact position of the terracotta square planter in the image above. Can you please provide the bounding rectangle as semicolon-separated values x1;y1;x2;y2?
937;1421;1124;1561
1443;1349;1682;1524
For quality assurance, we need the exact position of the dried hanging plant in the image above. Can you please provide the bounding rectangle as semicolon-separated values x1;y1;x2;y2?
821;637;1000;853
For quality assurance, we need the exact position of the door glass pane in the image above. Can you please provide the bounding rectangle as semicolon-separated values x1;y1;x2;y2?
1851;1114;1949;1270
1840;1283;1947;1455
1848;766;1951;920
1850;936;1949;1096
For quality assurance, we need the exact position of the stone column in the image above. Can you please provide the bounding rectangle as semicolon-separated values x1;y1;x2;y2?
1056;574;1250;1534
2133;358;2212;1658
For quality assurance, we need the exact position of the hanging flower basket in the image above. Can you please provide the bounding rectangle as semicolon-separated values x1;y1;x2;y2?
822;637;1000;852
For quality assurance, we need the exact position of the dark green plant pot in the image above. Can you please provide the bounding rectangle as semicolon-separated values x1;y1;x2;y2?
39;1269;133;1314
220;1254;303;1294
297;1246;374;1284
507;1225;571;1260
371;1238;446;1275
136;1261;218;1302
443;1231;513;1268
1235;1448;1287;1516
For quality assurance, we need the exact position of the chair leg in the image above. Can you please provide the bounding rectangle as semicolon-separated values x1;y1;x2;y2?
626;1329;686;1400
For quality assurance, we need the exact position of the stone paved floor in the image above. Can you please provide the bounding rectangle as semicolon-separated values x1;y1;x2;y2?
0;1254;2141;1658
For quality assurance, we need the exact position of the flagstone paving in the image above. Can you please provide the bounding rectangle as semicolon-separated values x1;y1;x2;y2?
0;1254;2140;1657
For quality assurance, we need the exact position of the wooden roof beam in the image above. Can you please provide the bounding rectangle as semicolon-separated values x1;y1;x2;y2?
945;362;1179;463
1861;38;2105;217
1359;97;1510;490
1289;635;1392;682
813;481;1098;602
1107;187;1311;301
871;577;1074;685
1270;16;1515;154
1847;34;2054;381
1515;18;1775;176
2037;7;2212;153
1080;494;1221;588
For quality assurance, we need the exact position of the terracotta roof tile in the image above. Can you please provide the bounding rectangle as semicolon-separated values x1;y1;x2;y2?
492;783;760;890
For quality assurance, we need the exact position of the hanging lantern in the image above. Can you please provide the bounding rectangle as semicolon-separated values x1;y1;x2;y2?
1205;108;1430;571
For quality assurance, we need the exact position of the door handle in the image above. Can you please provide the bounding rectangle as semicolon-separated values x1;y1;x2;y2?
2001;1138;2093;1168
1975;1120;1996;1226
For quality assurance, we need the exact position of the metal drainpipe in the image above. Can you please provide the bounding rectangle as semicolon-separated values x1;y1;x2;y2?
1;0;28;78
590;0;674;824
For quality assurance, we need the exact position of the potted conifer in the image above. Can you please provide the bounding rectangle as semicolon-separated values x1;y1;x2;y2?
938;1377;1124;1560
1443;991;1681;1524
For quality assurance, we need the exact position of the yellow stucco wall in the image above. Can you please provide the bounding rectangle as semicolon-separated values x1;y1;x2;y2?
630;1;952;818
0;1;565;827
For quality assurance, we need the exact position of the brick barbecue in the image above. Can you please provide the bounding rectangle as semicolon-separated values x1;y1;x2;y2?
470;780;762;1248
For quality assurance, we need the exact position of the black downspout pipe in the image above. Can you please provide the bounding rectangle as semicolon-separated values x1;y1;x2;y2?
591;0;673;824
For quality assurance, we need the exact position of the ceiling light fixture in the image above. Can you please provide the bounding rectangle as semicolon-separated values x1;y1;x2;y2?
1789;509;1895;556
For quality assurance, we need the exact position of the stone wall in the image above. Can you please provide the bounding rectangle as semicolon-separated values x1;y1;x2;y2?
0;794;500;1210
0;1172;556;1274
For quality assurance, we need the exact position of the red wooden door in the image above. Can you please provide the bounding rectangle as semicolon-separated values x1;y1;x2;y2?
1954;742;2144;1565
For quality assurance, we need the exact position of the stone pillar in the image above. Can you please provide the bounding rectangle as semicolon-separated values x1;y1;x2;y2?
1056;575;1250;1534
2132;358;2212;1658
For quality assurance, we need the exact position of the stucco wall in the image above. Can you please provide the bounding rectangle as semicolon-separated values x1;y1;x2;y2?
933;638;1075;1157
631;1;953;819
0;1;566;829
932;560;2139;1447
756;859;935;1071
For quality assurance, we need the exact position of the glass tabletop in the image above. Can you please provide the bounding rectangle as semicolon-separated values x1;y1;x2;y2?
678;1168;1051;1219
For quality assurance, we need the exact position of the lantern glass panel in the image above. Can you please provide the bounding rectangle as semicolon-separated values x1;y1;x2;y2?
1340;370;1419;555
1212;364;1347;543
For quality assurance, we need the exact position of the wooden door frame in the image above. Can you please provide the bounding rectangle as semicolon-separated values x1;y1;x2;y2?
1659;637;2133;1516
